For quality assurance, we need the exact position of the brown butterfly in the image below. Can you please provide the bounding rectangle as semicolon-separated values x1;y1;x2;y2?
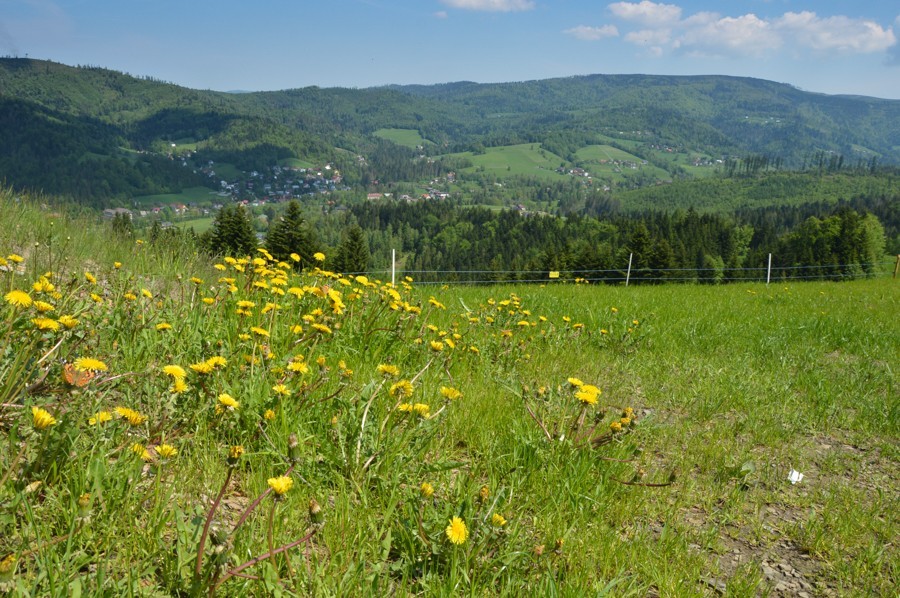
62;363;96;388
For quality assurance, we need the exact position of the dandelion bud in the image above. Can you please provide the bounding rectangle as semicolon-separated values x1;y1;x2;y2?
227;445;244;467
478;485;489;504
309;498;324;525
554;538;564;553
76;492;91;523
420;482;435;499
0;554;17;592
288;433;301;463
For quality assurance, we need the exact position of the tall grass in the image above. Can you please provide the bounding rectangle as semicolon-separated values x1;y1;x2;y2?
1;189;896;596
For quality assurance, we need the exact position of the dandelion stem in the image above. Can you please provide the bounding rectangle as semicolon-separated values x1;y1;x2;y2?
267;501;278;578
212;529;316;595
195;467;233;577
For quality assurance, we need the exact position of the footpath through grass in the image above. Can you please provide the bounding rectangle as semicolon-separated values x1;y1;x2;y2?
0;191;896;596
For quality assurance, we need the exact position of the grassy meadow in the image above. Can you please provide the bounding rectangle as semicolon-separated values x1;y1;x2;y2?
1;190;897;596
373;129;432;149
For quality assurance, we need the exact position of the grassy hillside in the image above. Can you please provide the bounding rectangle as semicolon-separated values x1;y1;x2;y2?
3;58;900;204
0;189;896;595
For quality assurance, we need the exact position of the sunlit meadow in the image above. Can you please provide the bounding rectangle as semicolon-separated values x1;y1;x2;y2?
1;189;896;596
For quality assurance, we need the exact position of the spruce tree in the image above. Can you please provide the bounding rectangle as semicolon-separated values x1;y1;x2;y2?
266;201;318;268
334;225;370;274
209;204;257;257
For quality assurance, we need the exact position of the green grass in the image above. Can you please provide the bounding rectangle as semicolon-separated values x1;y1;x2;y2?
1;187;896;596
132;186;220;206
451;144;570;180
373;128;431;148
174;217;216;234
278;158;315;169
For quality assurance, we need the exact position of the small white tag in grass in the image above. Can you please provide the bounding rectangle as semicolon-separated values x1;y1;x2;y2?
788;468;804;484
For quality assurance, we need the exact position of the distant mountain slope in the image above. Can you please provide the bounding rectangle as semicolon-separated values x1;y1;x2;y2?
2;58;899;202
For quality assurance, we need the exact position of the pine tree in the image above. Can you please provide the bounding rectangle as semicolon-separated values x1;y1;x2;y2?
209;204;257;257
333;225;370;274
266;201;318;268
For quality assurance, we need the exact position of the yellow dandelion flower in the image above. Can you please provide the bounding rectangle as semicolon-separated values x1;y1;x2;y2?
156;444;177;460
412;403;430;418
250;326;269;337
156;322;172;331
397;403;413;413
446;517;468;545
74;357;107;372
575;389;599;405
33;300;54;313
190;277;203;285
4;289;32;308
290;324;304;334
170;379;189;394
429;340;444;352
32;406;57;430
440;386;462;400
567;377;584;387
123;292;137;301
272;384;290;396
163;365;187;380
7;253;24;263
32;317;60;331
58;315;78;329
610;421;623;433
420;482;435;499
268;476;293;496
190;361;214;374
313;252;325;262
390;379;414;399
377;364;400;378
264;409;276;421
492;513;508;527
141;289;153;298
311;323;332;334
88;411;113;426
290;253;301;262
115;407;147;426
287;360;309;374
207;356;227;368
218;393;239;410
90;293;103;303
228;445;244;465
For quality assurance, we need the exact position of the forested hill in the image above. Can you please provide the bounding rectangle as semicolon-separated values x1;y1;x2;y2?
2;57;900;202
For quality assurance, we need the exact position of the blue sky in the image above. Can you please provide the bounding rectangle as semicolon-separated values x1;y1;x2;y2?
2;0;899;98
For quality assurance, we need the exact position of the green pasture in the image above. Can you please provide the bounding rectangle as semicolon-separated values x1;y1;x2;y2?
373;128;431;148
132;186;220;206
453;144;570;180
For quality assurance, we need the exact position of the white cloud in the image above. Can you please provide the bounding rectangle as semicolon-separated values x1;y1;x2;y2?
608;1;681;27
564;25;619;41
601;3;895;59
775;12;895;53
440;0;535;12
435;11;448;19
677;13;780;57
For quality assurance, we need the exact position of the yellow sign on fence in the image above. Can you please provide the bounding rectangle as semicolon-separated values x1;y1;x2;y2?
548;271;560;279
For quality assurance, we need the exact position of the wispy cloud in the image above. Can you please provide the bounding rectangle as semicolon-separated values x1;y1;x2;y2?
564;25;619;41
570;2;897;59
440;0;535;12
435;11;448;19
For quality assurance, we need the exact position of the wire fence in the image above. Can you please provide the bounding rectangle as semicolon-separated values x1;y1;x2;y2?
348;257;898;286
